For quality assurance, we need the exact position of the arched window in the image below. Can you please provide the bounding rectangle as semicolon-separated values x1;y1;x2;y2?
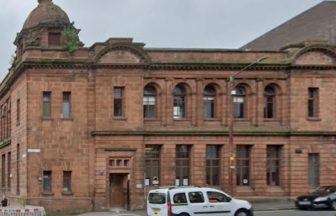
143;85;157;119
232;86;246;119
173;85;187;119
264;86;276;119
204;85;216;119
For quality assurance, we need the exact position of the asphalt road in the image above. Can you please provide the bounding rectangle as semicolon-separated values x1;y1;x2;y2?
78;210;336;216
255;210;336;216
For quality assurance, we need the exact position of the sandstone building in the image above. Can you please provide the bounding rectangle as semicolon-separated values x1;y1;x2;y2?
1;0;336;212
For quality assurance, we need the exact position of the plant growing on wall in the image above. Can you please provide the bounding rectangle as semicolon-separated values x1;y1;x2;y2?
62;26;79;54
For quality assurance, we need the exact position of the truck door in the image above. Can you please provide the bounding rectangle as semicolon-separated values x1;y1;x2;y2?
205;191;232;216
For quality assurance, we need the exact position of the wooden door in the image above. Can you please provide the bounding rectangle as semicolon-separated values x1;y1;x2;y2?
109;174;125;208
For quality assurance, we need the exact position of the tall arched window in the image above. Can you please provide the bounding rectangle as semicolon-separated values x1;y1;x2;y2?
264;86;276;119
173;85;186;119
204;85;216;119
232;86;246;119
143;85;157;119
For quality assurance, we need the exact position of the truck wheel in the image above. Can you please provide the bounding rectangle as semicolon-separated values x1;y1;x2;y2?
178;213;190;216
235;209;250;216
330;200;336;210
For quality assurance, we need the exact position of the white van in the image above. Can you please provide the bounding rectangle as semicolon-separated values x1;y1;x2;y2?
147;186;253;216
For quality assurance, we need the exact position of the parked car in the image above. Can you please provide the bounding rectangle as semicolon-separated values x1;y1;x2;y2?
295;186;336;210
147;186;253;216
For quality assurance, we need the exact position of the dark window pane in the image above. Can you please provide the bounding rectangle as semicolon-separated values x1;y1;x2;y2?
43;171;52;193
43;92;51;117
173;193;188;204
207;191;230;203
204;86;216;119
16;99;20;126
145;145;160;186
148;193;166;204
114;87;124;117
176;145;191;186
264;86;276;119
173;85;186;119
144;85;157;119
206;145;221;185
236;145;251;186
62;92;71;118
2;154;5;187
233;86;246;119
267;146;281;186
308;88;319;118
63;171;72;192
188;192;205;203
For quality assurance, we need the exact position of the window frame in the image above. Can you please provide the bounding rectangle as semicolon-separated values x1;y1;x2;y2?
63;171;72;193
232;86;247;119
42;92;51;118
264;86;276;119
206;145;221;186
236;145;252;186
143;85;157;120
62;92;71;119
176;145;191;186
308;87;319;118
203;85;217;119
42;170;52;194
173;85;187;120
16;99;20;126
145;145;161;186
188;191;205;203
266;145;282;187
113;87;125;118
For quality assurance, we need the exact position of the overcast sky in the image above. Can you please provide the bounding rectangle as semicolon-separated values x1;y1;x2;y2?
0;0;323;79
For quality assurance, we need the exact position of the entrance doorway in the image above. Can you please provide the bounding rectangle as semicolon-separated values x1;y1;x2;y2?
109;174;128;208
308;153;320;189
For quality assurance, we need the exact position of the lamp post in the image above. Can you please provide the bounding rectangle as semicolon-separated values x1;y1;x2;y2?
227;56;268;195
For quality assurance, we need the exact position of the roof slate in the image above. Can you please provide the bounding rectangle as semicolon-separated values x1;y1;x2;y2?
242;1;336;51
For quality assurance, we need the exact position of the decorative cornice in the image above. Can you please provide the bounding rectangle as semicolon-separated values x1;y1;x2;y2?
0;59;335;100
91;130;336;137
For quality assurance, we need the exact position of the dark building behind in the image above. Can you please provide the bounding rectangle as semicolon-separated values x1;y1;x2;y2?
242;1;336;51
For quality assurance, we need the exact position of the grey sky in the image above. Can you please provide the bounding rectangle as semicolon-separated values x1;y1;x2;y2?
0;0;323;79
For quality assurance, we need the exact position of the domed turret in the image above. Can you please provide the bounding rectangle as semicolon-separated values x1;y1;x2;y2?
14;0;82;57
22;0;70;30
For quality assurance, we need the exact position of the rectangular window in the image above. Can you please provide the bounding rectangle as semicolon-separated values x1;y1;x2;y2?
7;152;10;190
143;96;156;119
1;154;5;188
114;87;124;117
204;97;216;119
206;145;220;185
145;145;160;186
16;99;20;126
16;144;20;195
308;88;319;118
308;153;320;189
42;92;51;118
48;32;61;46
176;145;191;186
267;146;281;186
43;171;52;193
236;145;251;186
62;92;71;119
63;171;72;193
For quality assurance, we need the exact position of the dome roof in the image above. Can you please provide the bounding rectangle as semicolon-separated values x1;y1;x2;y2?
23;0;70;30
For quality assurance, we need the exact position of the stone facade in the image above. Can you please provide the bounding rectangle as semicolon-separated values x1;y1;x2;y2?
1;0;336;213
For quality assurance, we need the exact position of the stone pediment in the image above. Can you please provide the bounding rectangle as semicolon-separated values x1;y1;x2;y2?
94;40;151;64
293;45;336;65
